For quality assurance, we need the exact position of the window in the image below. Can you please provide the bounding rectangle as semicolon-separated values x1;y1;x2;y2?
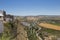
0;16;2;18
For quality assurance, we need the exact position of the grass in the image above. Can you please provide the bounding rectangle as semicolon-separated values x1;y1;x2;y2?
41;28;60;36
25;23;38;40
27;28;38;40
0;20;17;40
48;21;60;26
50;22;60;26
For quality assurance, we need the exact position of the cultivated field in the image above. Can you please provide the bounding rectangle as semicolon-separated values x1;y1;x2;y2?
39;23;60;30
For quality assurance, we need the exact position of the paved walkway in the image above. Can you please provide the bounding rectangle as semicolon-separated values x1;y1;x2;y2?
17;23;28;40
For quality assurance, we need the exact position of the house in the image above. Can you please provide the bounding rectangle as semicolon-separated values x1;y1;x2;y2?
5;14;14;22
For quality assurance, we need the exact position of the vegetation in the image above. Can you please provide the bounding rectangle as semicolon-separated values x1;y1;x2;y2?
41;28;60;36
0;17;60;40
26;23;38;40
49;21;60;26
0;20;17;40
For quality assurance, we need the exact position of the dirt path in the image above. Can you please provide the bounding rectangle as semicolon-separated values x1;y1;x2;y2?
17;23;28;40
39;23;60;30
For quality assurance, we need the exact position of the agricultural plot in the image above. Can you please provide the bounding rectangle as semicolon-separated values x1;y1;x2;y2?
39;23;60;31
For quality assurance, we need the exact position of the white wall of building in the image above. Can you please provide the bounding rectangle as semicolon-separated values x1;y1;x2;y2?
0;21;4;33
0;10;4;33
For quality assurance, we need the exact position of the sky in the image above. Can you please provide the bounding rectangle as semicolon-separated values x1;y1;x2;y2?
0;0;60;16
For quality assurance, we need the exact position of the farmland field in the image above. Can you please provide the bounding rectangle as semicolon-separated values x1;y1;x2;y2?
39;23;60;31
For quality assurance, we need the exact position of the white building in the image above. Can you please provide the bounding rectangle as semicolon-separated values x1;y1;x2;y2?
0;10;4;21
0;10;4;33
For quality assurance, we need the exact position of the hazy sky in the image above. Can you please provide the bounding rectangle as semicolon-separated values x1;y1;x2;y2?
0;0;60;16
